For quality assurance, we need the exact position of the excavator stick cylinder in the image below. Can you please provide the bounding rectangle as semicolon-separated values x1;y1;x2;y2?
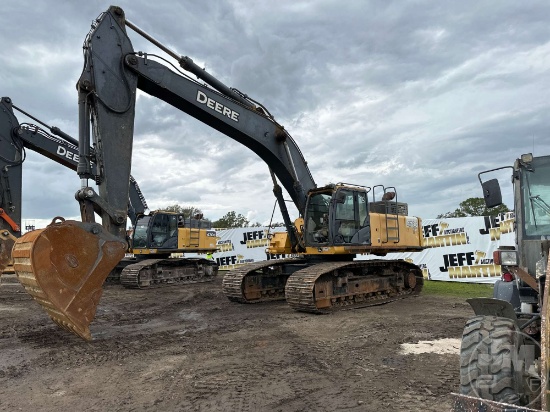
12;219;127;340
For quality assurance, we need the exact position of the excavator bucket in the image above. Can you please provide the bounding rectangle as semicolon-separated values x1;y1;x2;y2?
12;219;127;340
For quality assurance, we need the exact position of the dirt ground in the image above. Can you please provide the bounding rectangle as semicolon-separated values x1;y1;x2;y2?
0;274;473;412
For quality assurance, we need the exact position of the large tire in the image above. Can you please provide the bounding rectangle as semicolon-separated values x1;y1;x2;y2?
459;315;523;405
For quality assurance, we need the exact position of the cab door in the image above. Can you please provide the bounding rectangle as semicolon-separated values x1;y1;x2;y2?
332;189;370;245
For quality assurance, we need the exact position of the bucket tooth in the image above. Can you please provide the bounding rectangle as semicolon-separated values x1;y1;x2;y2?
12;219;126;340
0;231;16;272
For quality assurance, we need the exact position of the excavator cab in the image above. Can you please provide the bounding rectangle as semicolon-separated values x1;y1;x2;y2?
133;213;175;248
305;185;371;246
130;211;216;253
275;182;421;261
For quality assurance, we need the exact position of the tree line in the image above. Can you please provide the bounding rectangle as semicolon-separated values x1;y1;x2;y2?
161;204;285;228
436;197;510;218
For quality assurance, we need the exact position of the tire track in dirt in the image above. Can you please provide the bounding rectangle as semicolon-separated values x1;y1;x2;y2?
0;277;471;411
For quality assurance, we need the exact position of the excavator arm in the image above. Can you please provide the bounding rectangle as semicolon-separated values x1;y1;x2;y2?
16;113;149;224
0;96;148;254
0;97;23;269
75;6;315;248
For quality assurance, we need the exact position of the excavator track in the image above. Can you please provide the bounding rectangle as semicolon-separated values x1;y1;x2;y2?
222;258;307;303
285;260;423;313
11;219;126;340
120;258;218;289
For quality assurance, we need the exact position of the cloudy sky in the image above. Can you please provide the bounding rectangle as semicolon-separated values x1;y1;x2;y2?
1;0;549;229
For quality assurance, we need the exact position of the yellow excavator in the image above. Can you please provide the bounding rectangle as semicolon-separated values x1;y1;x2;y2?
12;6;425;340
120;210;218;288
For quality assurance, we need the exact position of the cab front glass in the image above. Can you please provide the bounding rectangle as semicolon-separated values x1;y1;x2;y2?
521;156;550;238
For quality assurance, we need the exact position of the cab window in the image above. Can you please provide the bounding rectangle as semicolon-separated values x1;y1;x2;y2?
335;190;356;243
306;193;331;244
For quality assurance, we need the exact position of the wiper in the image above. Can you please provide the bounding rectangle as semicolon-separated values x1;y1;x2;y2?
530;195;550;215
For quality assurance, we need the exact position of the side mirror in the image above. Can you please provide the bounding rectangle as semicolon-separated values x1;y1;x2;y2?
481;179;503;208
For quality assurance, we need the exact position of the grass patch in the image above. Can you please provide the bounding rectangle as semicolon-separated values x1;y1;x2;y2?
422;280;493;299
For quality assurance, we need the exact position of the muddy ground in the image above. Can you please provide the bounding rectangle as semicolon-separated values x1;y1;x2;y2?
0;274;474;411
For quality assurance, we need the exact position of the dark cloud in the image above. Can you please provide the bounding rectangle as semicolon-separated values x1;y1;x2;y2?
1;0;549;227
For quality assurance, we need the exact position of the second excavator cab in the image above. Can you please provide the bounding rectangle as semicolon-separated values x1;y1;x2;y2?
132;213;178;249
130;211;216;252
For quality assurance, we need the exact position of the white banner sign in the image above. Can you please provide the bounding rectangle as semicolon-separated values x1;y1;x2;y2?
210;226;289;270
357;213;515;283
196;214;515;283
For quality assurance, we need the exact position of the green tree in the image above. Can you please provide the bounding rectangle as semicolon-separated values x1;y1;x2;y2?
437;197;510;218
162;204;204;219
212;211;249;228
